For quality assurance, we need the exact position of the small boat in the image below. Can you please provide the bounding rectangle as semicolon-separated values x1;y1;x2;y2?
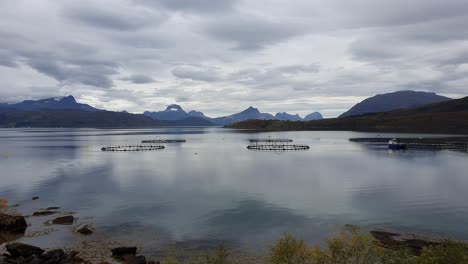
388;138;407;150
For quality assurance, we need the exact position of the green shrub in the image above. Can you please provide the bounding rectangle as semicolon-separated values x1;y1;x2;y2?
268;233;468;264
312;232;384;264
268;233;312;264
417;240;468;264
379;246;415;264
160;258;180;264
206;245;230;264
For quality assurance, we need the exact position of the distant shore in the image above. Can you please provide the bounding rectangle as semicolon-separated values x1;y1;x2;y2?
227;96;468;135
226;114;468;135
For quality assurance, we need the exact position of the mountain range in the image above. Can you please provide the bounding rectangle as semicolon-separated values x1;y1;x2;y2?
339;91;451;117
143;105;323;125
0;95;100;112
0;91;457;129
228;95;468;134
0;95;323;127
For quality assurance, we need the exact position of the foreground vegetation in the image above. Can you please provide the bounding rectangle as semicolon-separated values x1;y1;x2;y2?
178;232;468;264
268;233;468;264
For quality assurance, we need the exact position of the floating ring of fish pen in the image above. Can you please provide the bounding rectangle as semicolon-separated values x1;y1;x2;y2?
247;144;310;151
141;139;186;143
101;145;165;152
249;138;293;143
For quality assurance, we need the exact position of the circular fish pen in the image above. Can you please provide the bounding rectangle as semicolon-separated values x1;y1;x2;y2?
247;144;310;151
142;139;186;143
249;138;293;143
101;145;165;152
247;138;309;151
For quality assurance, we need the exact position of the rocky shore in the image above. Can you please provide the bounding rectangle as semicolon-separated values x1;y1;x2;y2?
0;242;156;264
0;198;461;264
0;198;194;263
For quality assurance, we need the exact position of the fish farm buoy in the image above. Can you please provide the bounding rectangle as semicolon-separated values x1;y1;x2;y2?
101;145;165;152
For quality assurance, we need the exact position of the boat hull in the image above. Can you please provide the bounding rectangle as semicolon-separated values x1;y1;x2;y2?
388;144;407;150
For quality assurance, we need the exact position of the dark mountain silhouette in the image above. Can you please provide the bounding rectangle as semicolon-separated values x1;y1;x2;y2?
303;112;323;121
275;112;302;121
144;105;282;125
339;91;451;117
210;106;275;126
143;104;216;125
164;116;215;126
0;95;321;127
143;103;323;125
0;108;218;128
143;104;189;121
187;110;208;119
274;112;324;121
0;108;161;128
0;95;99;112
228;96;468;134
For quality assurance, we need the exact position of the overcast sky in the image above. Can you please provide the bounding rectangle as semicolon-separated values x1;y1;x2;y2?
1;0;468;117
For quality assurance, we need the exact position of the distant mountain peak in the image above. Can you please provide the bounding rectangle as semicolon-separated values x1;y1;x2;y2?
144;104;189;121
304;112;323;121
144;104;321;125
59;95;76;103
275;112;303;121
0;95;98;112
165;104;184;112
241;106;260;114
187;110;207;118
340;90;451;117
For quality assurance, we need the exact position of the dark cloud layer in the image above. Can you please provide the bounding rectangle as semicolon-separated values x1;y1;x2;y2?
64;1;162;31
203;16;305;50
0;0;468;117
142;0;237;13
121;74;155;84
172;66;223;82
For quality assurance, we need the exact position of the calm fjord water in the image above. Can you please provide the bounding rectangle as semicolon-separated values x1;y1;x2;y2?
1;128;467;252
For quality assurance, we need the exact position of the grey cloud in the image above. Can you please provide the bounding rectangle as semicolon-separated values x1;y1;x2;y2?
1;0;468;117
0;51;17;67
329;0;468;28
349;15;468;63
0;29;120;89
171;63;319;85
396;16;468;43
203;16;305;50
349;37;402;61
399;81;452;93
275;65;320;74
65;2;159;31
121;74;155;84
433;50;468;66
228;64;319;89
26;57;117;88
172;66;223;82
116;34;168;49
0;86;61;103
0;32;27;67
135;0;237;13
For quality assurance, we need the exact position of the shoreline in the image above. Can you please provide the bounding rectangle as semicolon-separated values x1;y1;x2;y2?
2;199;464;263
